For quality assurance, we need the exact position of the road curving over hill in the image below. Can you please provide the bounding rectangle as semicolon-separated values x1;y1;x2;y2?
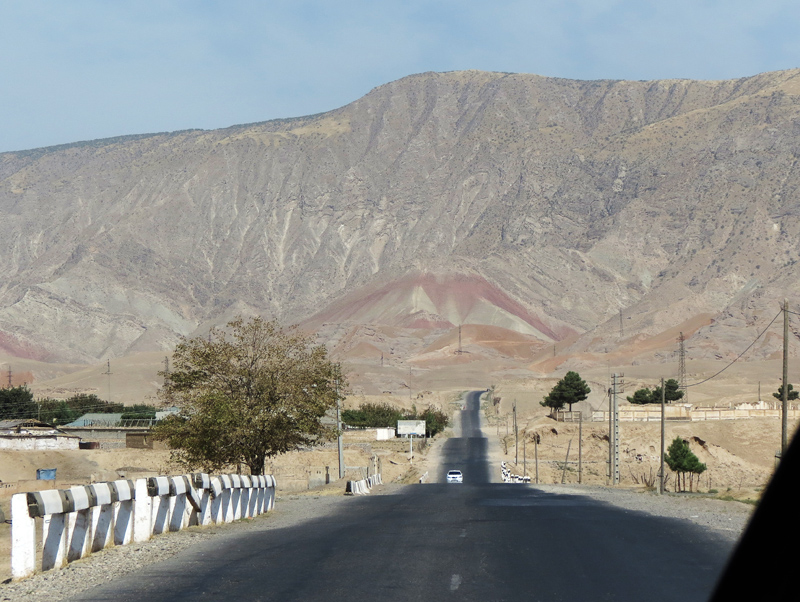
71;391;736;602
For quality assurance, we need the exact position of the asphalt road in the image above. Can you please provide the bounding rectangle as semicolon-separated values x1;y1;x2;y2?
73;391;734;601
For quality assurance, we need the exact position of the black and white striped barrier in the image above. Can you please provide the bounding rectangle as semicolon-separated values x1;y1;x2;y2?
11;473;276;580
345;473;381;495
500;463;530;484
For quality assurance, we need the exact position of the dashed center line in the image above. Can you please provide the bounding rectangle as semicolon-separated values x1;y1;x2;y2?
450;574;462;591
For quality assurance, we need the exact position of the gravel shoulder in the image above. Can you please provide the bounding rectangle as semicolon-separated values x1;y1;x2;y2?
533;484;752;542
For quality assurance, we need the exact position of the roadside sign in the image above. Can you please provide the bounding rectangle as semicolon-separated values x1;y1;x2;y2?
397;420;426;436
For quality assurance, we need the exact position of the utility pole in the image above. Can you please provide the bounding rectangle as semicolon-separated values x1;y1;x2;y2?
782;299;789;455
578;413;583;484
458;325;462;354
6;366;11;388
336;379;344;479
523;434;527;477
608;386;612;485
678;332;688;404
513;400;518;465
659;377;666;495
104;360;113;404
534;433;539;484
609;373;621;485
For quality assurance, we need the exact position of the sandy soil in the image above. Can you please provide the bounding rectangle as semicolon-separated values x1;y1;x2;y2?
486;379;794;501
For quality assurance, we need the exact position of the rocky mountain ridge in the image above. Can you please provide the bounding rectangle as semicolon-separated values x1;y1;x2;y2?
2;69;799;369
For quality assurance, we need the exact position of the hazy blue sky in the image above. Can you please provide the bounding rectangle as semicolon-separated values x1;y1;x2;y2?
2;1;798;153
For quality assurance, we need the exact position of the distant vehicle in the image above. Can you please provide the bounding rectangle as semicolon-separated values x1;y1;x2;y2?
446;470;463;483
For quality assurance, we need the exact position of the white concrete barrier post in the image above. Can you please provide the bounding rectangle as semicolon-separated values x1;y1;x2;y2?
133;478;152;543
11;494;35;580
230;474;242;521
65;486;93;562
267;476;276;510
168;476;189;532
41;513;67;571
254;476;265;515
113;480;135;545
148;476;171;535
242;476;253;518
209;477;223;524
91;483;114;553
66;510;90;562
222;476;235;523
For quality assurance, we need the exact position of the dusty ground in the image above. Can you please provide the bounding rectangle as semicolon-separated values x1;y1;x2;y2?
488;378;795;502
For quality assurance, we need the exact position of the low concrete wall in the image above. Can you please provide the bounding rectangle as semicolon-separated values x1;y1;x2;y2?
125;433;168;449
589;406;800;422
0;436;80;451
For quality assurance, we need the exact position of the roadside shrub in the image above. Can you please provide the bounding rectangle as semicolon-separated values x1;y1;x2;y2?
418;406;449;437
342;402;450;436
342;403;404;428
121;404;157;421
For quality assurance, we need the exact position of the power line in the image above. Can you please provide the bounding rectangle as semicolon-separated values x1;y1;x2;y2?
686;309;783;388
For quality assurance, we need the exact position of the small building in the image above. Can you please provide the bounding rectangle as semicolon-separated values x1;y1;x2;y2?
0;419;80;450
375;427;396;440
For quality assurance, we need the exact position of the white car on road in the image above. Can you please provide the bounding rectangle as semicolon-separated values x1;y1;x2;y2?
446;470;463;483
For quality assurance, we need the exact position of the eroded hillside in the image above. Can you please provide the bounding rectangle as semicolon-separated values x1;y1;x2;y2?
1;69;799;365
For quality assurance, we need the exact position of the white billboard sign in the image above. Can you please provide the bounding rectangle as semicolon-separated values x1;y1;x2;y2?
397;420;426;436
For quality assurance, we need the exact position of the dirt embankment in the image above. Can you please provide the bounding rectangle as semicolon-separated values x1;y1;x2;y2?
486;382;795;501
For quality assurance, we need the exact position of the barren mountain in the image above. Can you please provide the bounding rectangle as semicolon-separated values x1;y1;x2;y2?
2;69;800;373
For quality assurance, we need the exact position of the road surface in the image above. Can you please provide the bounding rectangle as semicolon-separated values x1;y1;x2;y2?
73;391;734;601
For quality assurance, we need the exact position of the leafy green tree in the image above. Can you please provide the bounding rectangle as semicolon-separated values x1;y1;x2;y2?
65;393;124;414
38;398;79;425
0;386;37;420
153;316;345;475
773;383;799;401
657;379;685;403
627;379;684;404
342;402;404;428
416;406;449;437
541;371;591;412
627;388;655;404
665;436;707;492
121;404;157;421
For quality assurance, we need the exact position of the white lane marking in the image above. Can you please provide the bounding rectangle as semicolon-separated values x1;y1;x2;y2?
450;574;462;591
460;529;467;538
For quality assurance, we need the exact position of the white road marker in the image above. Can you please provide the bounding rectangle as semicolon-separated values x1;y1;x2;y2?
450;574;462;591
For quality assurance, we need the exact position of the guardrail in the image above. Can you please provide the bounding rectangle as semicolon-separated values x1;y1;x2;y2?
345;473;382;495
11;473;276;581
500;462;530;484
